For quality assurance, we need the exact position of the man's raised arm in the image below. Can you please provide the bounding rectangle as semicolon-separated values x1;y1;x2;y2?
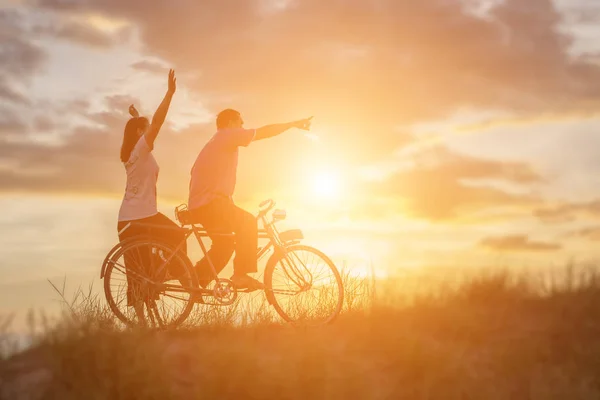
253;117;313;141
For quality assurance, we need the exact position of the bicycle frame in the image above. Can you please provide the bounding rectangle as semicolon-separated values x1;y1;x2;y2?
102;202;311;299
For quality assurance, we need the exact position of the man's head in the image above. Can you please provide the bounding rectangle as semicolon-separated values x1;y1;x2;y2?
216;109;244;129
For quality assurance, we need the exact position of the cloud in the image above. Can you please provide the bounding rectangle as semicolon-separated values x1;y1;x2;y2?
33;115;56;132
0;79;30;105
27;0;600;117
0;124;129;194
365;145;542;221
0;9;47;80
131;60;169;75
479;234;561;252
568;225;600;241
408;146;541;183
451;109;600;136
534;199;600;223
0;110;28;136
34;21;119;48
0;91;215;200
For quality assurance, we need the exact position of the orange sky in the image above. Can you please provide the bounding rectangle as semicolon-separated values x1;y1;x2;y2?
2;0;600;322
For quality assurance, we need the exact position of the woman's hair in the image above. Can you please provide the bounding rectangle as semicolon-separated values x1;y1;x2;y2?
120;116;149;163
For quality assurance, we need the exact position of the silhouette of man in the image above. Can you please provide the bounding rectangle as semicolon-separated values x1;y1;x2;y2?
188;109;312;290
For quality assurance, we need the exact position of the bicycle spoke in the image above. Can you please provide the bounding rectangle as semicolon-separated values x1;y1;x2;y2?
103;240;196;328
266;245;343;325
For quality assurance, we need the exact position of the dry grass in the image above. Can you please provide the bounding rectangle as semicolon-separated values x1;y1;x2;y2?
4;265;600;399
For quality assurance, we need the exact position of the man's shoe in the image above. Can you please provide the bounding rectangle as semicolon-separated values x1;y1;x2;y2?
231;274;265;291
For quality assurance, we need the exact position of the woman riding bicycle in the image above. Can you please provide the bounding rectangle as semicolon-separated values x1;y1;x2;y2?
117;69;186;319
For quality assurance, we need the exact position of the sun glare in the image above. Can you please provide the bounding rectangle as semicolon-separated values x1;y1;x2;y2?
312;171;342;200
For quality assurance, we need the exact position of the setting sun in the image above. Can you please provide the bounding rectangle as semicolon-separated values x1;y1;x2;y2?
311;170;342;200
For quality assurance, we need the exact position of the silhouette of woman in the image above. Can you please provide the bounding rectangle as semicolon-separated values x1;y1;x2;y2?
116;69;187;319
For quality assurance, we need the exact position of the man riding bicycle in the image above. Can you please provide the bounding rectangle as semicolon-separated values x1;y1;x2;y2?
187;109;313;290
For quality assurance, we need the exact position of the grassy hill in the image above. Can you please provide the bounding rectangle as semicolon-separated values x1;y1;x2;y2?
3;267;600;399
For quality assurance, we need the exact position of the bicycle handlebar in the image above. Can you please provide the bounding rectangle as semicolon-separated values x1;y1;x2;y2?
259;199;273;208
258;199;275;218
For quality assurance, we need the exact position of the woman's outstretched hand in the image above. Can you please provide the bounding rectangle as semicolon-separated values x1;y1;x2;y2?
168;69;176;95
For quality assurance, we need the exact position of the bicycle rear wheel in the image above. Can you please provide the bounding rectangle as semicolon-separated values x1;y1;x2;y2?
264;244;344;325
100;236;149;280
103;239;197;328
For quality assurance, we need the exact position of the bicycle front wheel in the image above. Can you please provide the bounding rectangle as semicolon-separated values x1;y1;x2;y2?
264;245;344;325
103;239;197;328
